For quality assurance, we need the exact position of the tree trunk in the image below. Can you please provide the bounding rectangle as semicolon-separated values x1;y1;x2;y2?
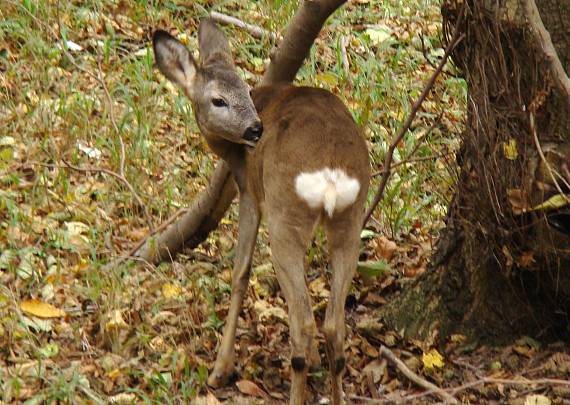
382;0;570;342
132;0;348;264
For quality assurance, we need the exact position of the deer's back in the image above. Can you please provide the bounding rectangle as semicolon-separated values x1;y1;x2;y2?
249;85;370;213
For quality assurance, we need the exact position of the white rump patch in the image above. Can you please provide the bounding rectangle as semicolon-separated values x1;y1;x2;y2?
295;168;360;217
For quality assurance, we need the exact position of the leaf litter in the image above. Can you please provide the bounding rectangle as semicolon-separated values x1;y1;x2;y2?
1;0;569;403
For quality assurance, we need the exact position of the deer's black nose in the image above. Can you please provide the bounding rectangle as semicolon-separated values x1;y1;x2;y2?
243;121;263;142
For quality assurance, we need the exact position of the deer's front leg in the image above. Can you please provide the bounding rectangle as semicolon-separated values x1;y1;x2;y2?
208;192;260;388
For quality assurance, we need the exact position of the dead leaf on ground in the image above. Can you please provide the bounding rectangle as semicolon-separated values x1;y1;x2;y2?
20;299;65;318
105;309;128;331
403;265;425;278
363;358;387;383
254;299;288;323
162;283;182;298
109;392;137;404
193;392;222;405
507;188;531;215
545;352;570;373
236;379;266;397
375;236;398;260
517;251;535;268
525;394;551;405
422;348;444;370
309;277;329;298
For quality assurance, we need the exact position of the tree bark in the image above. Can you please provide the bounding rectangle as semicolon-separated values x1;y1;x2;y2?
261;0;348;85
382;0;570;342
134;163;236;263
133;0;348;263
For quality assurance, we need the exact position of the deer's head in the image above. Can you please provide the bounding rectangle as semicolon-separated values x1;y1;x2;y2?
152;19;263;147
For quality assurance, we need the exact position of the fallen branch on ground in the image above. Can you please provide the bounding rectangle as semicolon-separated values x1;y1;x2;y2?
379;345;459;404
132;163;237;264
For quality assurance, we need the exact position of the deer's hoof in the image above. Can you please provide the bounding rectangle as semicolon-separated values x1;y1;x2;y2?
207;367;237;388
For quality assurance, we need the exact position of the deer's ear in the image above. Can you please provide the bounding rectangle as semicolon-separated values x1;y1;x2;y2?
198;18;233;66
152;30;197;91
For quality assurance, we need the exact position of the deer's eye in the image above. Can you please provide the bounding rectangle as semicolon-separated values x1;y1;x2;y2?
212;98;228;108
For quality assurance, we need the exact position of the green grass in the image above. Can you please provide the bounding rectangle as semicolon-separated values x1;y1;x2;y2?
0;0;466;402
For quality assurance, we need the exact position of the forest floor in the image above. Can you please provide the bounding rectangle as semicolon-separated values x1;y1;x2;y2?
1;0;570;403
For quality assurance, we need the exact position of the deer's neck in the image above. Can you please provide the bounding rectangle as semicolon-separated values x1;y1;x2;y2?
204;135;249;191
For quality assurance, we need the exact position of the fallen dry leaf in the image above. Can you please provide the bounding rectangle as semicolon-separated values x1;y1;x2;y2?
507;188;531;215
236;379;266;397
545;352;570;373
162;283;182;298
517;251;535;268
503;138;518;160
403;266;425;278
375;236;398;260
422;348;444;370
105;309;128;331
109;392;137;404
193;392;222;405
363;358;387;383
20;299;65;318
525;394;551;405
254;299;288;323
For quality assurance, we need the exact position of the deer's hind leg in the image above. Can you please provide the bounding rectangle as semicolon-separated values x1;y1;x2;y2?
322;208;362;405
266;210;319;405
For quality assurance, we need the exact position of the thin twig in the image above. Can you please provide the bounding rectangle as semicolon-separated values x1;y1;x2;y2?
96;59;120;135
210;11;279;42
562;163;570;189
29;160;155;231
379;345;458;404
362;3;466;227
95;59;126;178
118;135;126;178
522;0;570;104
530;113;570;203
406;374;570;402
371;114;446;176
428;359;570;400
371;152;454;177
419;33;437;70
95;58;126;179
339;35;350;76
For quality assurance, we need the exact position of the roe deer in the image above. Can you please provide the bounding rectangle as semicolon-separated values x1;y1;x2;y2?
153;19;370;405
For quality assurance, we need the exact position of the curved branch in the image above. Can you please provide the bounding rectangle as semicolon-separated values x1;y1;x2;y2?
262;0;347;85
134;163;237;263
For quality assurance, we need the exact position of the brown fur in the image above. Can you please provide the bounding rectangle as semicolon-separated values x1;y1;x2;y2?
153;19;370;405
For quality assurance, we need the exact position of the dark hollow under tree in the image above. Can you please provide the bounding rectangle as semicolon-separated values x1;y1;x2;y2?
381;0;570;342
